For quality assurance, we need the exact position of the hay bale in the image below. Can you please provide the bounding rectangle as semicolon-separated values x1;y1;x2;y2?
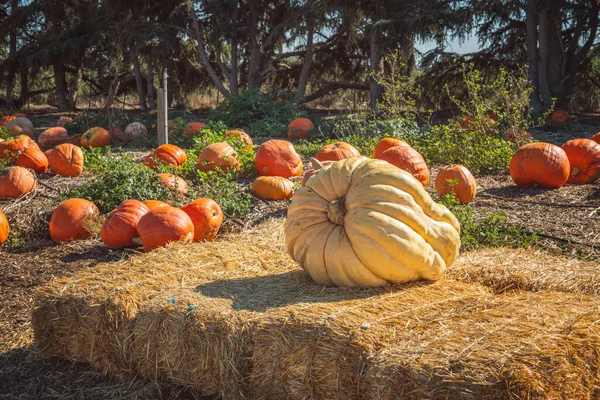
365;290;600;399
449;248;600;294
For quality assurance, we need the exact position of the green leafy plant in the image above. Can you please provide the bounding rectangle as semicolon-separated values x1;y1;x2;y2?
0;125;11;140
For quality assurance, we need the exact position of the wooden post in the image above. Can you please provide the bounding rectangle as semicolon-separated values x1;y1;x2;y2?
157;69;169;145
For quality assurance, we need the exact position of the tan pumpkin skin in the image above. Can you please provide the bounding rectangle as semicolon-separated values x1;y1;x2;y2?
49;198;100;243
251;176;295;200
435;165;477;204
561;139;600;184
136;206;194;252
509;142;569;188
48;143;85;177
181;198;223;242
15;147;49;173
38;127;69;149
377;145;430;185
302;159;335;186
0;166;36;198
80;127;111;149
124;122;148;138
284;156;461;287
314;142;360;162
101;199;150;249
0;210;9;244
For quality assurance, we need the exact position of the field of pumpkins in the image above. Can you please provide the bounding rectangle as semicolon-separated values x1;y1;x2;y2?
1;109;600;398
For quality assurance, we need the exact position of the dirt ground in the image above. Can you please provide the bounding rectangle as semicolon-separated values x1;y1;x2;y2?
0;111;599;399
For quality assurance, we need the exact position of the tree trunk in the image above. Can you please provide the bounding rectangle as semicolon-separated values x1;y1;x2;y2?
295;9;315;103
369;28;384;112
526;0;540;107
537;6;553;109
132;51;147;111
5;0;18;108
68;63;83;109
20;62;29;106
53;60;73;111
147;69;156;109
248;2;262;89
230;37;239;94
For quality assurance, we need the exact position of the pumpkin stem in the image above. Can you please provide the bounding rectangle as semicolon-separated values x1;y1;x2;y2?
310;157;323;170
327;198;346;225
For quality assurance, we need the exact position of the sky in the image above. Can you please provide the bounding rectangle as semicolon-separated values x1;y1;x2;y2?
415;34;480;55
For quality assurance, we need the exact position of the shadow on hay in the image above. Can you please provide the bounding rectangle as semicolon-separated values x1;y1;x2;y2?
481;185;559;199
194;270;437;312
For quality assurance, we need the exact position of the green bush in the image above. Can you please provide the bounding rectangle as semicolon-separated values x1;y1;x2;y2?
210;89;307;137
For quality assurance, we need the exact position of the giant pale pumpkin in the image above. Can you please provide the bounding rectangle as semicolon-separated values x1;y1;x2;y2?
251;176;295;200
181;198;223;242
302;158;335;187
510;142;570;188
373;138;410;158
0;210;9;245
38;127;69;149
135;206;194;252
561;139;600;184
15;147;48;173
314;142;360;162
6;117;34;137
255;140;303;178
0;166;36;198
435;165;477;204
287;118;313;140
144;144;187;170
80;127;111;149
48;143;84;177
377;145;430;185
100;199;149;249
285;156;460;287
0;135;38;160
49;198;100;243
197;142;239;172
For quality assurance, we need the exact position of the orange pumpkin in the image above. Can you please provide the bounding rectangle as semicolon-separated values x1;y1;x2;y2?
435;165;477;204
143;199;170;210
67;134;82;146
0;210;9;245
591;132;600;144
144;144;187;170
561;139;600;184
224;130;253;150
302;158;335;187
48;143;85;177
49;198;100;243
550;110;570;124
100;199;150;249
157;173;189;195
377;146;430;185
80;127;111;149
0;166;36;198
255;140;303;178
251;176;295;200
56;116;73;127
509;142;570;188
184;121;207;137
287;118;313;140
0;115;16;126
196;142;239;172
0;135;38;160
38;127;69;149
15;147;48;173
373;138;410;158
6;117;34;137
181;198;223;242
314;142;360;162
135;206;194;252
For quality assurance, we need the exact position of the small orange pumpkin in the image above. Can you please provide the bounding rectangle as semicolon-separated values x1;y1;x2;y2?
135;206;194;252
56;116;73;127
377;146;430;185
100;199;150;249
48;143;85;177
550;110;570;124
255;140;303;178
561;139;600;184
0;210;9;245
38;127;69;149
314;142;360;162
435;165;477;204
49;198;100;243
509;142;570;188
302;158;335;186
196;142;239;172
6;117;34;137
287;118;314;140
0;135;38;160
591;132;600;144
224;130;253;150
185;121;207;137
15;147;48;173
143;199;170;210
181;198;223;242
0;166;36;198
157;173;189;195
373;138;410;158
251;176;295;200
144;144;187;170
80;127;111;149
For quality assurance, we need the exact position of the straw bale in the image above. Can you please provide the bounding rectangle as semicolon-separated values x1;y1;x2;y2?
448;247;600;294
365;290;600;399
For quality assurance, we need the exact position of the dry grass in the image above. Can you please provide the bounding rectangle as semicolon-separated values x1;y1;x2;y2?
33;219;600;399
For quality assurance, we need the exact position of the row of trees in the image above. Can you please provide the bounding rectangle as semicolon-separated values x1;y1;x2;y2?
0;0;599;112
